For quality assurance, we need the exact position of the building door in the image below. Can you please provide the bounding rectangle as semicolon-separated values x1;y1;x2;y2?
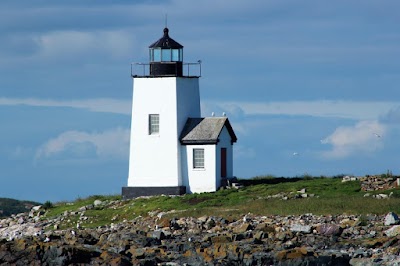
221;148;227;178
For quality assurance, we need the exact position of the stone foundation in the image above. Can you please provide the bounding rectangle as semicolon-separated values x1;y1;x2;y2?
122;186;186;199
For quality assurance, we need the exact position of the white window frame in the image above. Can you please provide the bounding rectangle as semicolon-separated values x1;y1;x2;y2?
149;114;159;135
193;148;204;169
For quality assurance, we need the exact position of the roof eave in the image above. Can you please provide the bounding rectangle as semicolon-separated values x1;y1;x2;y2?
180;140;218;145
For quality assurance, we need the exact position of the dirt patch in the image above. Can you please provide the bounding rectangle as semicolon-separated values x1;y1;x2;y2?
185;198;209;205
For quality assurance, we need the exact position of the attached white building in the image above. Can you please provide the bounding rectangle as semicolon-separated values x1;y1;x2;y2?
122;28;237;198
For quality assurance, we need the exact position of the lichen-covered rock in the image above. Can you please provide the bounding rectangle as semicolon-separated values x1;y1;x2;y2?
385;225;400;237
2;202;400;265
384;212;399;226
290;223;312;233
315;223;343;236
232;223;252;234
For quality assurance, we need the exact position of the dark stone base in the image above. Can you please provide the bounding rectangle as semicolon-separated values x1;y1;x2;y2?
122;186;186;199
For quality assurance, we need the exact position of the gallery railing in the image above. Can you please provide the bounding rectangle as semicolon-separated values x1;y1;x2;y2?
131;61;201;78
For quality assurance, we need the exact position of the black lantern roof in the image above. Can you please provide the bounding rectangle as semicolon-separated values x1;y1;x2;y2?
149;28;183;49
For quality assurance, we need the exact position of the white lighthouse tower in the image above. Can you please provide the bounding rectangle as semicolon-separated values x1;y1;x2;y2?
123;27;237;198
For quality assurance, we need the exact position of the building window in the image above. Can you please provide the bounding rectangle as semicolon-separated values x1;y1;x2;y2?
149;114;159;134
193;149;204;169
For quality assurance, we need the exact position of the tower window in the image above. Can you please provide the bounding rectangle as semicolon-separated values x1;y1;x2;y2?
149;114;159;135
193;149;204;169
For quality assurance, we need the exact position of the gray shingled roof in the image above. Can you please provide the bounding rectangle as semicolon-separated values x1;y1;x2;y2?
180;117;237;145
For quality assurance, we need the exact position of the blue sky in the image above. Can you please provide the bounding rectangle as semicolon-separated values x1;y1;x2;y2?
1;0;400;202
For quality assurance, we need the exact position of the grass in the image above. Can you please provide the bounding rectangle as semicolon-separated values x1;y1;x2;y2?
41;175;400;229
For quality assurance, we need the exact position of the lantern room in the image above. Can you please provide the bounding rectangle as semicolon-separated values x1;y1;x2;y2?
149;27;183;77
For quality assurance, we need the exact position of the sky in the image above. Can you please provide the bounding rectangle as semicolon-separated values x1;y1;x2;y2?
1;0;400;203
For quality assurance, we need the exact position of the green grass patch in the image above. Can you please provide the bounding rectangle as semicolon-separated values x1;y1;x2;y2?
40;176;400;228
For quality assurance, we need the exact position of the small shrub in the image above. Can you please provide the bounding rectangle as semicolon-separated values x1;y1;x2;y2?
302;173;314;180
43;200;54;210
358;214;368;226
381;170;393;178
332;174;346;179
251;175;276;180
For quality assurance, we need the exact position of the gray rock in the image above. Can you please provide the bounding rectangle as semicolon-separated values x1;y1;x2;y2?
349;257;382;266
151;229;166;240
385;225;400;237
197;215;208;223
233;223;251;234
384;212;399;226
93;200;102;207
32;205;42;212
316;224;342;236
17;217;25;224
3;199;400;265
290;224;311;233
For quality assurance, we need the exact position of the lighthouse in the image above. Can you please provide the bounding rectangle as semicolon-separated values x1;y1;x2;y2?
122;28;237;199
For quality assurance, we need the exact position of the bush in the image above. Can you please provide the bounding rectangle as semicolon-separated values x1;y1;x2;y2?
302;173;314;180
43;200;54;210
251;175;276;180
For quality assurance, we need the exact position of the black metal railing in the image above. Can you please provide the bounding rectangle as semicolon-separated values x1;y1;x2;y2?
131;61;201;78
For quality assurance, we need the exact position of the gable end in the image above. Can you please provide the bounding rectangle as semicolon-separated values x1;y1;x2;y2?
180;117;237;145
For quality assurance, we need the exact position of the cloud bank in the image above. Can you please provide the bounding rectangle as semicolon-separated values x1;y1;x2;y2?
2;97;398;162
35;128;130;161
206;100;400;120
204;100;397;160
4;98;398;120
320;120;385;159
0;97;131;115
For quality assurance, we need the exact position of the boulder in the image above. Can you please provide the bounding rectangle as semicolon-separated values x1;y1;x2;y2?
255;223;275;233
233;223;252;234
3;199;400;265
93;200;103;207
316;224;342;236
150;230;166;240
385;225;400;237
290;224;312;233
31;206;42;212
384;212;399;226
211;235;232;243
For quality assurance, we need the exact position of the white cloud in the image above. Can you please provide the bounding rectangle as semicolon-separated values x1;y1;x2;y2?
35;128;130;161
37;30;135;61
206;100;400;120
320;120;385;159
0;97;131;115
3;98;398;121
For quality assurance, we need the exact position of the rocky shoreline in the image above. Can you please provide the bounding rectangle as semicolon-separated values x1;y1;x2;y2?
1;200;400;265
